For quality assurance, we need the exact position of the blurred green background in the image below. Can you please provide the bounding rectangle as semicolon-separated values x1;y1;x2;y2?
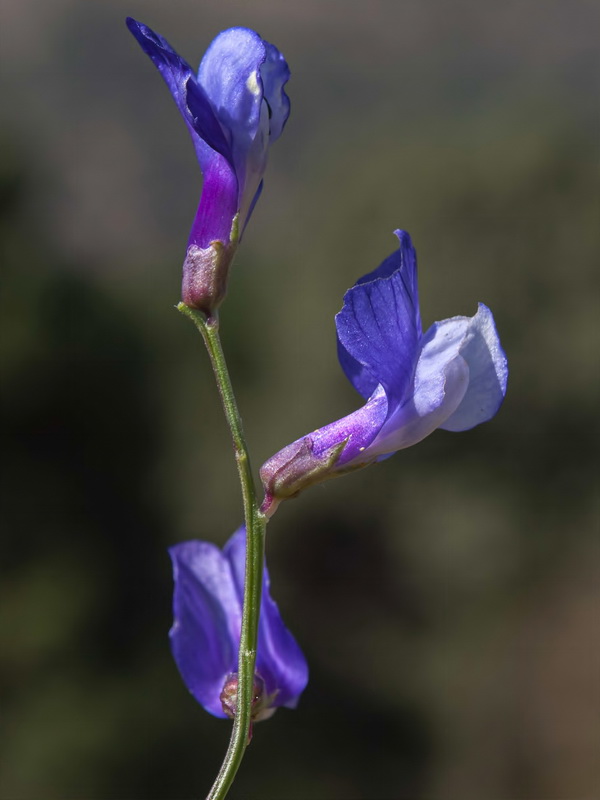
1;1;598;798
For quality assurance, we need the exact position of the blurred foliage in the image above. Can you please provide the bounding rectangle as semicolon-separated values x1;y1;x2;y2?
1;1;599;798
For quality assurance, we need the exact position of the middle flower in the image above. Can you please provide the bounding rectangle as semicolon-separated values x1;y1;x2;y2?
260;230;508;506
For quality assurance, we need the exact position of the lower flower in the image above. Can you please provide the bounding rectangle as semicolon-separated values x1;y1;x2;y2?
169;527;308;719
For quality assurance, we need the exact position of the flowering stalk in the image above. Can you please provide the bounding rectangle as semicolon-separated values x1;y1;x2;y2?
177;302;266;800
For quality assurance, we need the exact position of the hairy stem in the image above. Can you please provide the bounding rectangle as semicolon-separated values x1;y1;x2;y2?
177;302;266;800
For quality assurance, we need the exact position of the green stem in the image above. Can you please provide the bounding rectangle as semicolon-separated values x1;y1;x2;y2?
177;302;266;800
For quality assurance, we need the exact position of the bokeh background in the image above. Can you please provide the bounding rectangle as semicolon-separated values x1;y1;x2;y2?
1;1;598;798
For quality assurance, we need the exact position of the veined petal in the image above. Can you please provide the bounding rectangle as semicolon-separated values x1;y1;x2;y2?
439;303;508;431
169;541;240;717
356;230;420;306
126;18;231;163
336;231;421;403
224;528;309;708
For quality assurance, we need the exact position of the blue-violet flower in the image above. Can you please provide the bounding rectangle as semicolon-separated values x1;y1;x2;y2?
169;527;308;720
260;230;508;505
127;19;290;313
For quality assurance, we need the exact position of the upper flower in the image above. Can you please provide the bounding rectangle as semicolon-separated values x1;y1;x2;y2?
127;19;290;312
260;230;508;506
169;527;308;720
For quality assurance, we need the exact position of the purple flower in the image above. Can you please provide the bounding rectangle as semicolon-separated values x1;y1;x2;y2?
260;230;508;504
169;528;308;720
127;19;290;313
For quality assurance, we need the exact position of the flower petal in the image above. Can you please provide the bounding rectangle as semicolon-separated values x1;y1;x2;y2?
126;19;231;163
241;178;264;233
439;303;508;431
126;18;193;115
197;28;267;173
169;541;240;718
336;230;421;403
368;315;472;454
186;152;239;248
224;528;308;708
184;81;234;165
311;385;389;466
260;41;291;142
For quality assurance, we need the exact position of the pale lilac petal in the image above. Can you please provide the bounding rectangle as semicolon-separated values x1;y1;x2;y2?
367;314;473;455
369;356;469;456
440;303;508;431
224;528;308;707
169;541;240;717
336;230;421;403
